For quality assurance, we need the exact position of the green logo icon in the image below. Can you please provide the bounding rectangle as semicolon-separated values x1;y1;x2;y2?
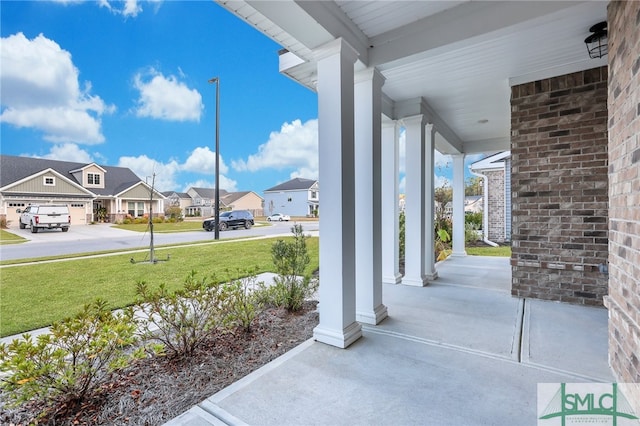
539;383;639;425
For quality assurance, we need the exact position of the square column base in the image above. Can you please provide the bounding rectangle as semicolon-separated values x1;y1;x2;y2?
313;321;362;349
425;270;438;281
402;276;428;287
451;251;467;257
356;304;389;325
382;273;402;285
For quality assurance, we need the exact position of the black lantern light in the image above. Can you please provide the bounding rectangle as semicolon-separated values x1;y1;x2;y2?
584;21;608;59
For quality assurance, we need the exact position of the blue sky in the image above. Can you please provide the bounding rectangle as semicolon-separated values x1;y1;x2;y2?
1;0;478;194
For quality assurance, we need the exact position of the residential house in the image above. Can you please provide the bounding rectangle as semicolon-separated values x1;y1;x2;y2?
263;178;319;218
161;191;192;217
185;187;228;217
217;2;640;408
183;187;263;218
220;191;264;217
470;151;511;244
0;155;165;225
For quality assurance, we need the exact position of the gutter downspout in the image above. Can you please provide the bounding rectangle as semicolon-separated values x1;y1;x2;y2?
469;168;499;247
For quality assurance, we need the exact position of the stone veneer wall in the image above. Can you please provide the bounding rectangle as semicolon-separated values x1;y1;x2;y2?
605;0;640;412
486;169;506;242
510;67;609;305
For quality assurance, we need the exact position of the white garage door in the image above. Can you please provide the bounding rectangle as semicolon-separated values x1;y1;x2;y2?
69;203;88;225
5;203;26;229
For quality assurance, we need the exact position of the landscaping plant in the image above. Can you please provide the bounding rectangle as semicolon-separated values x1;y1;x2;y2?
222;269;264;333
267;224;318;312
133;271;228;357
0;299;142;415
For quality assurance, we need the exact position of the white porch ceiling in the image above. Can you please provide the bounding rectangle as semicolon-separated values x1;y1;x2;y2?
218;0;608;154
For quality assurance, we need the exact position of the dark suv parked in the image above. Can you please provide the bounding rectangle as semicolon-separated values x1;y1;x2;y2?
203;210;254;231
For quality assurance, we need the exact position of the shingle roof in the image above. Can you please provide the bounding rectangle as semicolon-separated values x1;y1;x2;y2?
0;155;143;196
264;178;317;192
191;187;229;199
162;191;191;198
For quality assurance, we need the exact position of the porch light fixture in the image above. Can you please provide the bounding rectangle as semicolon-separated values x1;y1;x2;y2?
584;21;608;59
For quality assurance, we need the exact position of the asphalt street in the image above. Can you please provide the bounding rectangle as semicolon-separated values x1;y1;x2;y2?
0;220;319;262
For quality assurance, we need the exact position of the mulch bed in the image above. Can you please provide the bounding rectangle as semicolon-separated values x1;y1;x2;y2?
0;302;319;426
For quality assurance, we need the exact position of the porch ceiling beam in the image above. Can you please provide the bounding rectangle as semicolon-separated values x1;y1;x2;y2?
368;1;584;69
462;137;510;155
245;0;369;63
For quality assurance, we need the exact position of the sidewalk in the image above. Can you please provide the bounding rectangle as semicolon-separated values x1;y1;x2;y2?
165;256;613;426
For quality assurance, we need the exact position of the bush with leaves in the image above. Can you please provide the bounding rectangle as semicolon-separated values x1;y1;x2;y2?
222;269;264;333
133;271;228;357
0;299;142;415
266;224;318;312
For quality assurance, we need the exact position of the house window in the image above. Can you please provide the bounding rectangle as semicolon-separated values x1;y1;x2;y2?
128;202;136;217
310;191;317;199
87;173;101;185
43;177;55;186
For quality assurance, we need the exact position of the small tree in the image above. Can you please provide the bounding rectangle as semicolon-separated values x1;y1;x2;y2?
267;224;317;312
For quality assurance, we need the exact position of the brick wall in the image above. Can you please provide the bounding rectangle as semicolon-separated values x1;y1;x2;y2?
605;0;640;412
510;67;609;305
486;169;506;242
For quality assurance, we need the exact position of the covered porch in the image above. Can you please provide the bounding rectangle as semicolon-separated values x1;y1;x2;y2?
167;255;613;425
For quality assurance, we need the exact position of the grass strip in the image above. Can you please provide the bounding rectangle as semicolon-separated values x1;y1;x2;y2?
0;237;318;337
466;245;511;257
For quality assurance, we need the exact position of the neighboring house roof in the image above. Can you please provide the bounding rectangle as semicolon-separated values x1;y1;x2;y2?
0;155;149;197
221;191;264;204
264;178;317;192
162;191;190;198
190;187;230;199
469;151;511;172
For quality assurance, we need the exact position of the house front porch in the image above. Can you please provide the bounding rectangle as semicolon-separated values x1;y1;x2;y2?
166;255;614;426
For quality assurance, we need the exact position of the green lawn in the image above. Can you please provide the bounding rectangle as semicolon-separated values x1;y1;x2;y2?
0;237;319;337
465;245;511;257
0;229;27;245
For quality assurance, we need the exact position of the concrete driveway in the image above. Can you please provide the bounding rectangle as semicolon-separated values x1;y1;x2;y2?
7;223;137;243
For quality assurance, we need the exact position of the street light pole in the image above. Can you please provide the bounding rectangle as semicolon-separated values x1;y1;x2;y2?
208;77;220;240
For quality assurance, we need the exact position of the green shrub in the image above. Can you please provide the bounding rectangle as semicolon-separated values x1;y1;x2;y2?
268;224;317;312
222;270;263;333
0;300;142;413
133;271;228;357
165;206;184;222
465;222;480;244
465;212;483;229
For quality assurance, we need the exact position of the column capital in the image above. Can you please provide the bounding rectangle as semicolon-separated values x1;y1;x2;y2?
313;37;359;64
355;67;385;87
401;113;426;127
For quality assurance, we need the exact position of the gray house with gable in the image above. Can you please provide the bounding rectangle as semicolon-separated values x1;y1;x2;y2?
263;178;319;218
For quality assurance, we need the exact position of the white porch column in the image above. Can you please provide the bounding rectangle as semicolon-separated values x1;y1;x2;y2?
355;68;388;325
451;154;468;257
381;119;401;284
402;115;427;286
424;124;438;280
312;38;362;348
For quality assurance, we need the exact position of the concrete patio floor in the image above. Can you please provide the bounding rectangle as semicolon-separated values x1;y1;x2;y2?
165;255;613;426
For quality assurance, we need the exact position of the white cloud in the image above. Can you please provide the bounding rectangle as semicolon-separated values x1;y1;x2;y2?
41;143;94;163
182;146;228;175
117;155;181;191
0;32;113;144
97;0;143;17
133;69;203;122
232;119;318;180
